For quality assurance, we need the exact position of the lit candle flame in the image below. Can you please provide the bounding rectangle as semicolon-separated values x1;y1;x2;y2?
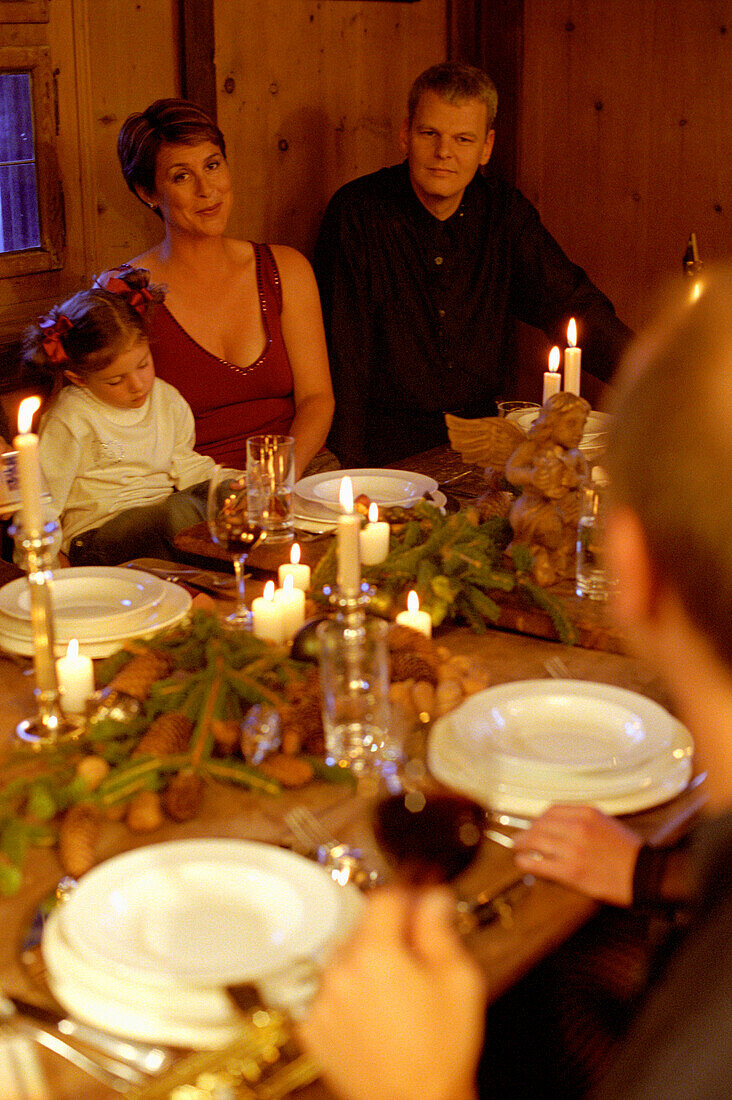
339;475;354;513
407;590;420;614
567;318;577;348
368;502;379;524
290;542;301;565
17;395;41;434
66;638;79;660
548;346;561;373
263;579;275;602
283;573;294;594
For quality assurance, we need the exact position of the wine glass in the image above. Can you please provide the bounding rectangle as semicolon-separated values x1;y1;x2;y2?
206;466;263;627
372;784;485;886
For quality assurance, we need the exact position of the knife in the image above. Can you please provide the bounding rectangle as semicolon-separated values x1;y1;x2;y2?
4;995;173;1076
456;874;535;935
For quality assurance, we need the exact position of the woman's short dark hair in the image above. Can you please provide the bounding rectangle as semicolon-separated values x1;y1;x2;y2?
117;98;226;202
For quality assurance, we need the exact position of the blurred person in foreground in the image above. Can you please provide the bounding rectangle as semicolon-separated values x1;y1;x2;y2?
315;61;631;467
299;268;732;1100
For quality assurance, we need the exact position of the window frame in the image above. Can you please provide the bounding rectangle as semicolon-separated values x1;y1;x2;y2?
0;43;64;278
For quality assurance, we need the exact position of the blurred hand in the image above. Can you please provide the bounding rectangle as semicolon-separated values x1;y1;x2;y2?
298;886;485;1100
513;804;643;906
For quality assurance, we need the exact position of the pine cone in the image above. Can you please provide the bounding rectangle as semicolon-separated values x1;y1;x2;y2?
389;650;439;686
162;771;204;822
58;802;101;878
126;790;165;833
388;624;438;660
133;712;193;757
109;649;172;701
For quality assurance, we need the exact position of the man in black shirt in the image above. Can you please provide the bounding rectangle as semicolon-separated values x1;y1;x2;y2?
314;61;632;467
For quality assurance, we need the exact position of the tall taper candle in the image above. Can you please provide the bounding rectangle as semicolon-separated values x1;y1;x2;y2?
336;475;362;598
14;396;44;538
564;318;582;395
543;346;562;404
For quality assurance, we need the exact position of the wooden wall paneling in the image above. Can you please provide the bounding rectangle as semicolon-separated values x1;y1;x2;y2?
181;0;217;118
449;0;524;184
88;0;181;272
214;0;447;257
519;0;731;335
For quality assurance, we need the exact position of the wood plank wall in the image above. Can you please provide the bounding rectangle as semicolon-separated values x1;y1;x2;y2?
518;0;731;333
214;0;447;256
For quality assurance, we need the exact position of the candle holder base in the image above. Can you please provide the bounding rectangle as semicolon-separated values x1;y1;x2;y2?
16;713;85;746
328;584;374;622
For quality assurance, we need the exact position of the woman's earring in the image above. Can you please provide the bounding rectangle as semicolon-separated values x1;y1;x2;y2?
147;202;157;210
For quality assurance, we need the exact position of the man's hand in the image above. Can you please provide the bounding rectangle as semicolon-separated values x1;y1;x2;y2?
298;886;486;1100
513;804;643;906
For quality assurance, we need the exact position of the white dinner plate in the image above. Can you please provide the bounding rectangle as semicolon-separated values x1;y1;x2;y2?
428;708;694;816
58;839;346;987
43;878;363;1045
0;582;191;658
0;566;166;639
294;468;439;512
446;680;676;773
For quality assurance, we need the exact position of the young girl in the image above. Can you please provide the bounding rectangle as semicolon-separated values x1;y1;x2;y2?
21;268;226;566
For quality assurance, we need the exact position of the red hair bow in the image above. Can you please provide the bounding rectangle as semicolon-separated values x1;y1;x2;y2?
38;313;73;365
103;276;153;317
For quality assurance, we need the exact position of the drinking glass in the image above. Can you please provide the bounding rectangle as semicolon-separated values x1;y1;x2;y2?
575;468;614;600
246;434;295;544
207;467;263;627
317;616;392;772
496;400;542;419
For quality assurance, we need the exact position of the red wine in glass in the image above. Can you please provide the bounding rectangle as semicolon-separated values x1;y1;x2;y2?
372;790;485;885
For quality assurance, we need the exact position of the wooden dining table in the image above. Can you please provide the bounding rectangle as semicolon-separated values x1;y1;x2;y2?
0;448;707;1099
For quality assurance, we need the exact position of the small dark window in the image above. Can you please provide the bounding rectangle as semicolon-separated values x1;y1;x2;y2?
0;71;42;254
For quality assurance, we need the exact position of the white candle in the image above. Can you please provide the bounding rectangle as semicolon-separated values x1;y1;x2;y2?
252;580;286;644
563;318;582;395
278;542;311;591
395;590;432;638
274;573;306;640
55;638;95;715
336;476;362;598
14;396;44;539
359;502;390;565
543;346;562;404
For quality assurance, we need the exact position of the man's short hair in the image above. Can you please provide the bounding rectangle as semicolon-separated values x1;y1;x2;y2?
407;62;498;131
606;268;732;668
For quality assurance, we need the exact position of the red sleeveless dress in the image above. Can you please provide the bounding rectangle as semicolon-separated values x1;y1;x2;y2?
148;242;296;467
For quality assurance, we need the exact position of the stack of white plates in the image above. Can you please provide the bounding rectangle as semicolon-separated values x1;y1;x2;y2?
293;468;446;526
0;566;192;658
428;680;694;816
42;839;363;1048
507;408;610;465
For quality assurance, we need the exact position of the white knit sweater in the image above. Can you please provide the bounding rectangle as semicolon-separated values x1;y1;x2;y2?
39;379;220;554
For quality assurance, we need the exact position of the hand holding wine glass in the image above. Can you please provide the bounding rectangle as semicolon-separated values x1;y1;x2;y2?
207;466;263;627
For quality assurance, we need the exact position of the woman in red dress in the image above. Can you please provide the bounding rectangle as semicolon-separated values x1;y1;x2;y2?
111;99;333;478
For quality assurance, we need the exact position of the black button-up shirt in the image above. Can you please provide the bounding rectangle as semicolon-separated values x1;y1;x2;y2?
314;162;632;466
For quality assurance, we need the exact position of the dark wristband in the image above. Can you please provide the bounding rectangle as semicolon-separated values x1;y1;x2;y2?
632;844;669;906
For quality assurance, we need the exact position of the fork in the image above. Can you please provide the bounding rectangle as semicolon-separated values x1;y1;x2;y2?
284;806;381;889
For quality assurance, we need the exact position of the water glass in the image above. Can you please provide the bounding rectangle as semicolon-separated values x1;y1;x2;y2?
496;400;542;419
317;616;395;771
246;434;295;544
575;469;613;599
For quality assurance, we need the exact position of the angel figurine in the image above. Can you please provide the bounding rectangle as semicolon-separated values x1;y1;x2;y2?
503;393;590;585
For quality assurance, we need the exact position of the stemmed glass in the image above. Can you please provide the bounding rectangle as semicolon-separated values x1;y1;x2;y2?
372;781;485;885
206;466;263;628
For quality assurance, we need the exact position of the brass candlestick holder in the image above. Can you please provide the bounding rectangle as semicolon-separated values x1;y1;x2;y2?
15;525;85;746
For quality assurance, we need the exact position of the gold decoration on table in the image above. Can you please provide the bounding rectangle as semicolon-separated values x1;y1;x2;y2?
447;393;592;587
